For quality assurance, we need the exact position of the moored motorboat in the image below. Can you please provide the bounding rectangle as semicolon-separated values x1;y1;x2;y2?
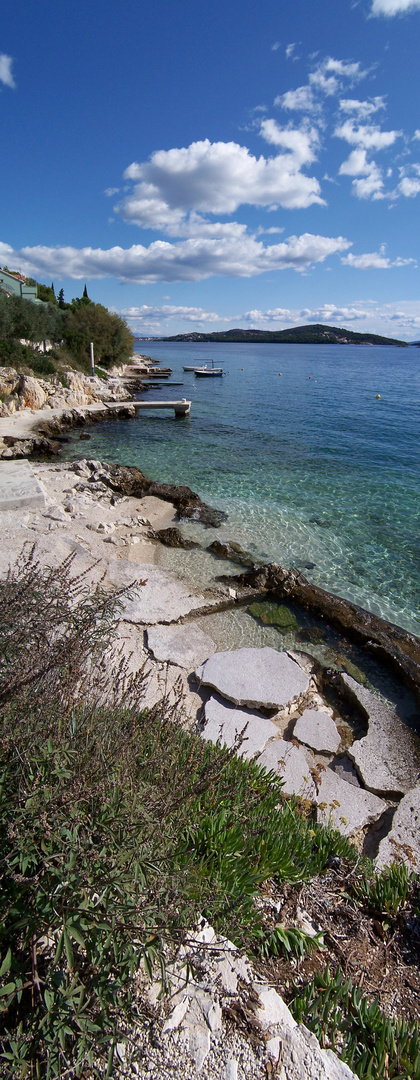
194;366;224;376
193;359;224;377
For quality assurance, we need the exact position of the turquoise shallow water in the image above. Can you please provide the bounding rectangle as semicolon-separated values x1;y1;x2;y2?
62;342;420;636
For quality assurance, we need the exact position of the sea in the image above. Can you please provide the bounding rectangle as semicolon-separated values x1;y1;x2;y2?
62;342;420;639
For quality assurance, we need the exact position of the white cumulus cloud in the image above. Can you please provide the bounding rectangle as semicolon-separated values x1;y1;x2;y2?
339;97;386;119
371;0;420;14
276;85;316;112
398;175;420;196
342;246;416;268
118;138;325;235
275;56;369;117
335;120;401;151
259;120;320;165
120;304;223;328
0;232;351;285
0;54;15;89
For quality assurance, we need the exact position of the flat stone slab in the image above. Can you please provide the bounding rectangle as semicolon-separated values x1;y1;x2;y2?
257;739;311;795
106;560;207;624
201;695;279;759
94;621;203;721
147;624;217;668
196;647;309;709
342;675;420;797
257;742;387;835
376;785;420;871
0;460;45;511
293;709;341;755
315;768;387;837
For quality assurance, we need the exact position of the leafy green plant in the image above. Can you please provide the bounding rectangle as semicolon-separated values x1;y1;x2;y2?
291;966;420;1080
352;862;418;921
255;923;322;960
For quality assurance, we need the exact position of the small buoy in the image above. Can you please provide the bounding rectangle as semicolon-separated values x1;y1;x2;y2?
241;368;244;371
309;376;312;379
376;394;381;399
279;372;282;376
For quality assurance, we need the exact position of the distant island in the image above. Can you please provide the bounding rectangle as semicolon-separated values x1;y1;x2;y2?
151;323;407;346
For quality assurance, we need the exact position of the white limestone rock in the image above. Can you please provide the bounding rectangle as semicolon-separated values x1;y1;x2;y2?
255;984;357;1079
315;767;387;836
342;675;420;797
257;742;387;835
147;623;217;668
257;738;311;795
96;620;203;719
201;695;279;759
196;647;309;710
293;708;341;755
106;560;207;624
376;784;420;871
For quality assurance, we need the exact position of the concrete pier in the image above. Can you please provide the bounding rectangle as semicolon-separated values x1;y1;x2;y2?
106;399;191;417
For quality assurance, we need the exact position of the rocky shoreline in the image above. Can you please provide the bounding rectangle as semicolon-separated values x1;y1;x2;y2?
1;415;420;1074
0;450;419;868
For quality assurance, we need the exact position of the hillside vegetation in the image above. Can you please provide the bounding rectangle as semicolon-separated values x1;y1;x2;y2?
161;323;407;346
0;278;134;376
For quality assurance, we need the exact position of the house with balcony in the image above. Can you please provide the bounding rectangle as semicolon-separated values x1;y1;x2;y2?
0;268;42;304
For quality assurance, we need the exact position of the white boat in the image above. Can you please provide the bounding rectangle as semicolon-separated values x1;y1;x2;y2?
193;359;224;377
183;359;224;372
194;366;224;377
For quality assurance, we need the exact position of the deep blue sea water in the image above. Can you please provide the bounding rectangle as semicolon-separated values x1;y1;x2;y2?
63;342;420;636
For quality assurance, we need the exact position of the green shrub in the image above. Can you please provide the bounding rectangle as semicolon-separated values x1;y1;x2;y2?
352;862;418;920
291;966;420;1080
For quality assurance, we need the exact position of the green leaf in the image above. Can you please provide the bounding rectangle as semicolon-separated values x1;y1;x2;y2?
0;948;12;978
67;923;86;949
63;928;74;971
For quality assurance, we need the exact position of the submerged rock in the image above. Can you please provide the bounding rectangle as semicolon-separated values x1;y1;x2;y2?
248;600;299;633
207;539;255;566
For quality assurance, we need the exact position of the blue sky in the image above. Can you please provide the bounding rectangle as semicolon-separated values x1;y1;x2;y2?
1;0;420;339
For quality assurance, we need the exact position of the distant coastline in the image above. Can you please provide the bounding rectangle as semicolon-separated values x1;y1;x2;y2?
136;322;408;347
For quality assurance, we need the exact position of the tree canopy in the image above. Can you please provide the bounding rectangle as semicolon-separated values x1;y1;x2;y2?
0;283;134;371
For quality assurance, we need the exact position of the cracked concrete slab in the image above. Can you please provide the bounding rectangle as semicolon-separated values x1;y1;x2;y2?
315;767;387;836
376;785;420;870
293;708;341;755
257;738;311;795
0;460;45;511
